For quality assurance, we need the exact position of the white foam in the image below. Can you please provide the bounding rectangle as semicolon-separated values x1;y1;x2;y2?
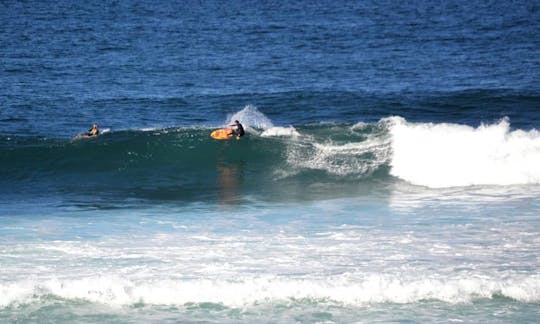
260;126;300;138
2;210;540;309
140;127;160;132
286;136;391;176
351;121;368;130
387;116;540;188
2;274;539;307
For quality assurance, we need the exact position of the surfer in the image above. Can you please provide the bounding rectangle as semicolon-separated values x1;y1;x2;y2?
229;120;245;140
86;123;99;137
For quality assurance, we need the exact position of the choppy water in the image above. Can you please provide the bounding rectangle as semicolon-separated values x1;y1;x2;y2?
1;0;540;322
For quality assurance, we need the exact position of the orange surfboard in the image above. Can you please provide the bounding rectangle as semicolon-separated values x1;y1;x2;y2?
210;128;233;140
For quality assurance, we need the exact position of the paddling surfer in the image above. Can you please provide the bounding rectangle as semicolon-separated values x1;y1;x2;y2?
86;123;99;137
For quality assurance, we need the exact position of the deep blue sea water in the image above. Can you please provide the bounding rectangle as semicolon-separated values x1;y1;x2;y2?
2;0;540;322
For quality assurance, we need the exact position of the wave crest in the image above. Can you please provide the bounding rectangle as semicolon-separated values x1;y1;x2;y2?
388;116;540;188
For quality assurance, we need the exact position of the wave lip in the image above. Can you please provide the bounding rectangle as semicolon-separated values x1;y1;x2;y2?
388;117;540;188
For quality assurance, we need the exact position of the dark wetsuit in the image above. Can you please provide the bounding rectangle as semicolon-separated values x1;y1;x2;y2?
236;124;246;137
233;123;245;137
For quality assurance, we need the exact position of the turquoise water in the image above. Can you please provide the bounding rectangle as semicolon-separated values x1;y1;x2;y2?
2;186;540;322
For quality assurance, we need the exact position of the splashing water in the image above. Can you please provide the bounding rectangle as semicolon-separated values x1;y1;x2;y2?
227;105;274;130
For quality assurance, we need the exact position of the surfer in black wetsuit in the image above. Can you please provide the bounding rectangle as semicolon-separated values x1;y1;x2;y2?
230;120;245;140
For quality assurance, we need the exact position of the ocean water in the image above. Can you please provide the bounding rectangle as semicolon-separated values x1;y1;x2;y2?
2;0;540;322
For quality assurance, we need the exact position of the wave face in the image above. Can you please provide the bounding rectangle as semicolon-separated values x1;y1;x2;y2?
2;108;540;207
0;107;392;205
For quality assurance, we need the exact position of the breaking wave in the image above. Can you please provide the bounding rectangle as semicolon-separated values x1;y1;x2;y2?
388;116;540;188
2;273;539;308
2;106;539;205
